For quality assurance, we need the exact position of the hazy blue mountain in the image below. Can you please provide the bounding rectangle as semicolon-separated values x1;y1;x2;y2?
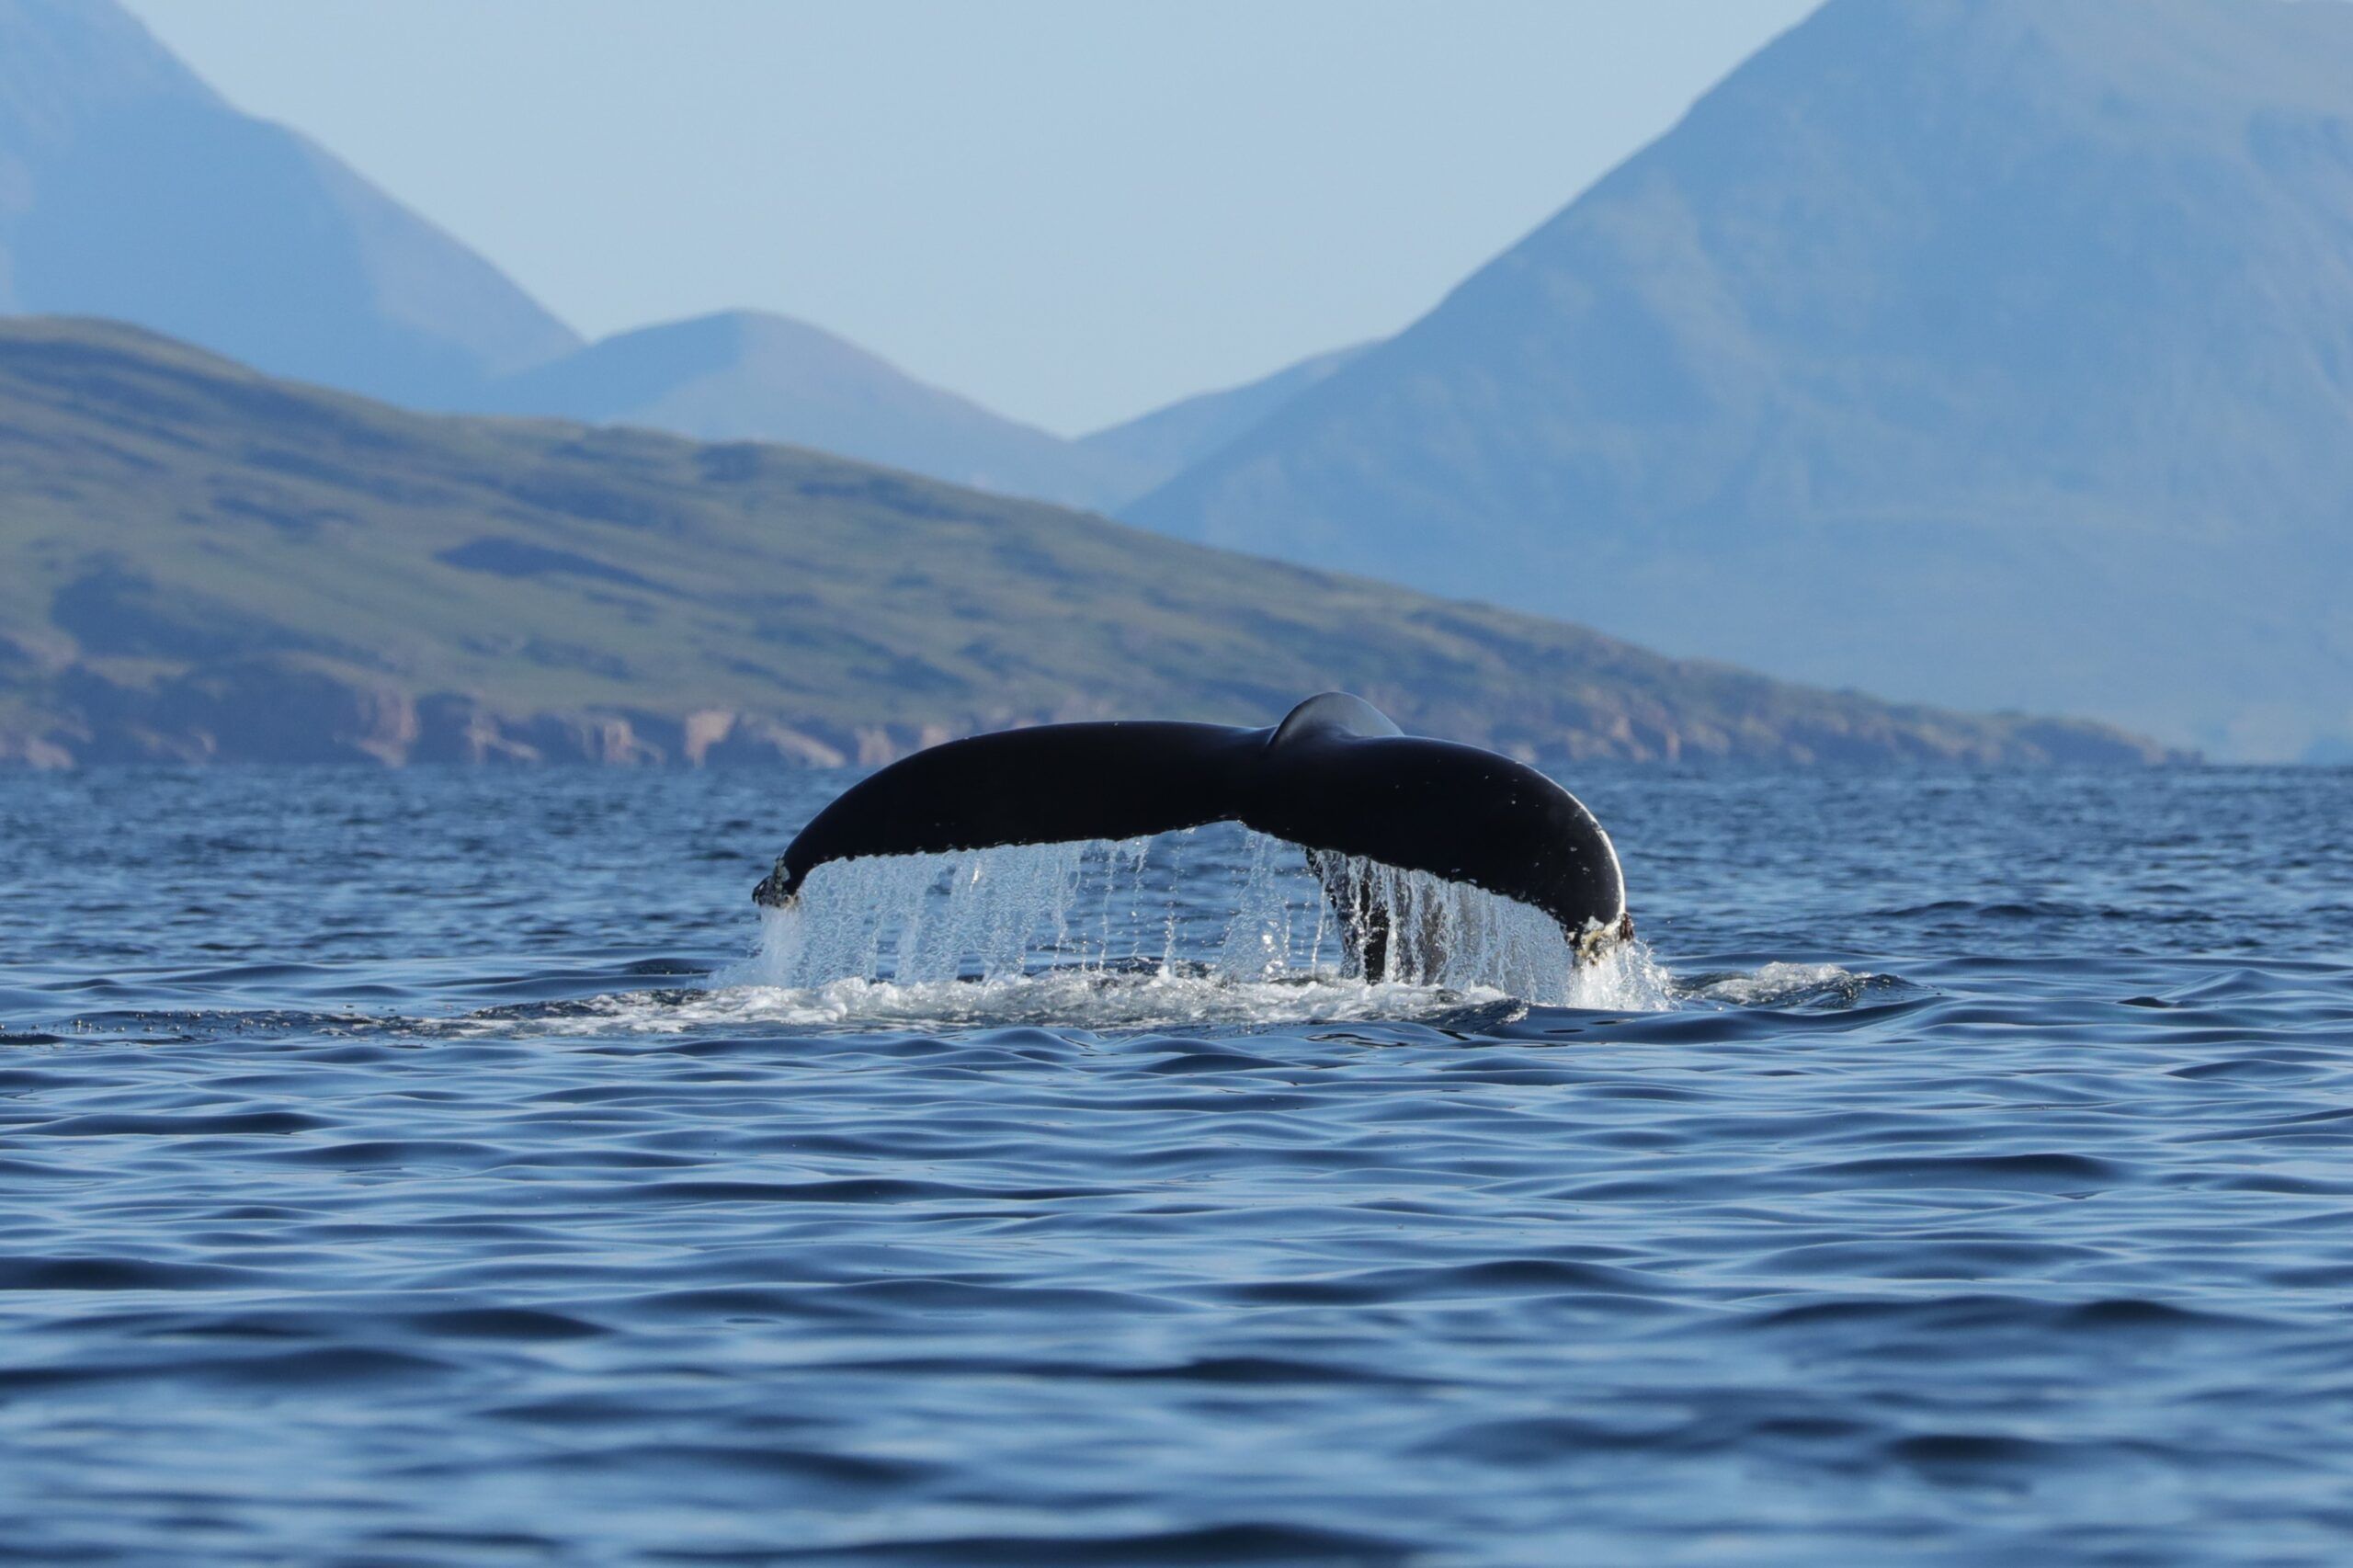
475;310;1152;513
1128;0;2353;760
1078;342;1371;492
483;321;1381;515
0;0;1362;517
0;0;578;406
0;0;1146;508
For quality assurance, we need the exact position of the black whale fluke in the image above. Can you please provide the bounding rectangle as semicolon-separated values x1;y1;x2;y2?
754;693;1631;961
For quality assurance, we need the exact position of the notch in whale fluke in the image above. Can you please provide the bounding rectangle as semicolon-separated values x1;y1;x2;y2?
754;693;1631;962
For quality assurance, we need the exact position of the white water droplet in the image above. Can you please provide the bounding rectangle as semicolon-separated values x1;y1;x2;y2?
712;830;1672;1027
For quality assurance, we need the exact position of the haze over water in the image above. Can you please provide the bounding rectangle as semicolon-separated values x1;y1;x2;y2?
1;766;2348;1562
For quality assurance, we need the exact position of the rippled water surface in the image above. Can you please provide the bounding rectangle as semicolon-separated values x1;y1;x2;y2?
2;766;2349;1564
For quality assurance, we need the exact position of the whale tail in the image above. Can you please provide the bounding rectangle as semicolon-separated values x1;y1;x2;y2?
756;694;1629;958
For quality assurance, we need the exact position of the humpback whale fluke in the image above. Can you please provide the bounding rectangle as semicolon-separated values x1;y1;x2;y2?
754;694;1631;964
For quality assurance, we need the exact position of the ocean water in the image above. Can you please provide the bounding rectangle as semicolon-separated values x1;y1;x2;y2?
0;765;2348;1565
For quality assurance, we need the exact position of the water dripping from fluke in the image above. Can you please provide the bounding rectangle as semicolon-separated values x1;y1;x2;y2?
709;830;1674;1030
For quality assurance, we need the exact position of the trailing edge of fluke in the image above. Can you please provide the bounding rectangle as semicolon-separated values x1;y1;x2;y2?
755;693;1632;965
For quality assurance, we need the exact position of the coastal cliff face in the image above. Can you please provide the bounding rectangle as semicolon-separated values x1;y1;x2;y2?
1;662;972;770
0;319;2182;769
4;661;2177;771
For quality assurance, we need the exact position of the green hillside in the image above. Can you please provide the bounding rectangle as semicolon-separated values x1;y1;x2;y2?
0;317;2176;767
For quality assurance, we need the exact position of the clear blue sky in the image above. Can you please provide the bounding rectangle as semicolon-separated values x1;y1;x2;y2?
121;0;1815;435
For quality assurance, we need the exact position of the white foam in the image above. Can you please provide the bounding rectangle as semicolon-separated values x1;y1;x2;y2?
579;971;1507;1034
1687;961;1859;1006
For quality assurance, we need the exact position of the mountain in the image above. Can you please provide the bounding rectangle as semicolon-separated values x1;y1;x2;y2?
475;318;1384;516
0;317;2175;768
0;0;1144;510
0;0;578;407
1078;343;1372;489
0;0;1347;518
1126;0;2353;762
474;310;1150;514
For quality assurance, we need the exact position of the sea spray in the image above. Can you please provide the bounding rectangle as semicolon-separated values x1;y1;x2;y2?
722;828;1670;1021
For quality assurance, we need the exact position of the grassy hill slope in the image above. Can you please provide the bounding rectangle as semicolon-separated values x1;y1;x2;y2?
0;318;2177;767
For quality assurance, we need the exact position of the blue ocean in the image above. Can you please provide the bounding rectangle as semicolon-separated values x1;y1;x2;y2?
1;765;2348;1564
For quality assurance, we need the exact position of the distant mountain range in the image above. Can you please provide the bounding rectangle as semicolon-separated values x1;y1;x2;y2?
0;0;576;406
0;0;1348;514
1126;0;2353;761
467;317;1376;515
4;0;2340;759
0;318;2173;767
470;310;1146;514
1075;343;1370;490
